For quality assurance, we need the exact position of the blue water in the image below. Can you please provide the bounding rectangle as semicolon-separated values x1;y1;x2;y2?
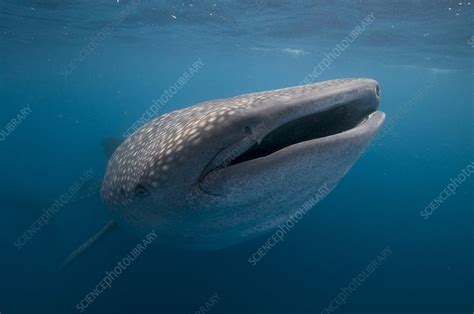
1;1;473;313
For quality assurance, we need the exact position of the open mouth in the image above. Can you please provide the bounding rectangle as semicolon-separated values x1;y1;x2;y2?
197;94;379;191
228;98;377;166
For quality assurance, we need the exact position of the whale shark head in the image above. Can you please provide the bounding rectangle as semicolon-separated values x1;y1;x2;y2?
101;78;384;249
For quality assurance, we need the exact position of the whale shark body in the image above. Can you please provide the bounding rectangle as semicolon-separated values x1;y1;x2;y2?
101;78;384;249
63;78;384;267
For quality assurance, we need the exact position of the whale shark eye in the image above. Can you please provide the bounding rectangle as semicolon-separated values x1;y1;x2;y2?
134;184;149;197
243;126;252;135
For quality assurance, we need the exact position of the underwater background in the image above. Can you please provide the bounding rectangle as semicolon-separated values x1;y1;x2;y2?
0;1;473;313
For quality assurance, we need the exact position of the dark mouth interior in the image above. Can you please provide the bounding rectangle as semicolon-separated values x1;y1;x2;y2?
229;100;375;166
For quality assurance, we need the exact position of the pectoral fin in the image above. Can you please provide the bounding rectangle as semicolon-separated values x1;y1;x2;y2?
60;219;117;270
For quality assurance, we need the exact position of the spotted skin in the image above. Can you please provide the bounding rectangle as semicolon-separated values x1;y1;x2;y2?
101;78;384;249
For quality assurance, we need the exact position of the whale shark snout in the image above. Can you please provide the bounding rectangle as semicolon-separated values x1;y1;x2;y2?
200;78;383;191
100;78;385;249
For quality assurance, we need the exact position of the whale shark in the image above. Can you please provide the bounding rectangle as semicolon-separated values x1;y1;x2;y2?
63;78;385;267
